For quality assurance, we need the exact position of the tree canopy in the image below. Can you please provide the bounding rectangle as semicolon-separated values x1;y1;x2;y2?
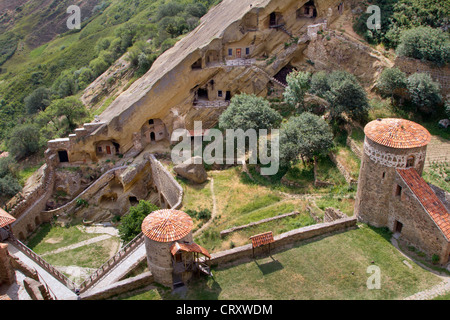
218;94;282;132
118;200;160;243
279;112;334;167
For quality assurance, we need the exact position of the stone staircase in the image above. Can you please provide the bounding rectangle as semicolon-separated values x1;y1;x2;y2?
252;66;287;89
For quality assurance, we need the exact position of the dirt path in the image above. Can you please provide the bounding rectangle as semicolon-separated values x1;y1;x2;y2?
193;178;217;237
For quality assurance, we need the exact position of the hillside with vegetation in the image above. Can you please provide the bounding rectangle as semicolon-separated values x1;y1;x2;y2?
0;0;219;203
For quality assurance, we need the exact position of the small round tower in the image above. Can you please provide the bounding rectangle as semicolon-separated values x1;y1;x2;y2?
141;209;194;287
355;118;431;227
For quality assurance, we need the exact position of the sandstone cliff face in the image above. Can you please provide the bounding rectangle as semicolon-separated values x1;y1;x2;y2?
49;0;389;166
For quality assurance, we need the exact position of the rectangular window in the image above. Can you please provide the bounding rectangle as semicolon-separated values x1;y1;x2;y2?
98;147;102;152
218;90;223;97
228;48;233;56
382;172;385;179
246;47;250;55
395;184;402;197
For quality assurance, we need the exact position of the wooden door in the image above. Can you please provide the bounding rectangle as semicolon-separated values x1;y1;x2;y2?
236;48;241;59
106;146;111;154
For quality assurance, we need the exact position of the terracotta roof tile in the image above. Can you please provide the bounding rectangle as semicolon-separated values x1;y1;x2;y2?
396;168;450;240
170;241;211;258
364;118;431;149
250;231;274;248
0;208;16;229
141;209;193;242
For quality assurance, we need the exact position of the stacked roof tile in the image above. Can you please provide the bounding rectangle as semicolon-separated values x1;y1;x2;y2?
397;168;450;240
364;118;431;149
0;208;16;229
141;209;193;242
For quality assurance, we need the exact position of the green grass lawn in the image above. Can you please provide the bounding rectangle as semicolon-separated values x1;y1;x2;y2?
27;223;101;255
43;237;120;269
315;195;355;217
315;156;347;185
118;225;442;300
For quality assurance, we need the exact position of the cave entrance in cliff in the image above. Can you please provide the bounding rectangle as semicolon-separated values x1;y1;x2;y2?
274;65;294;86
191;58;202;70
112;142;120;154
269;12;277;27
197;88;208;101
58;150;69;163
129;196;139;206
298;1;317;18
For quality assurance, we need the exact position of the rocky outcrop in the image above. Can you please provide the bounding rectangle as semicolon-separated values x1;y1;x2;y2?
173;157;208;184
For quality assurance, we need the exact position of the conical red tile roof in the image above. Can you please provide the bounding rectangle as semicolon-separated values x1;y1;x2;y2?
0;208;16;228
364;118;431;149
141;209;193;242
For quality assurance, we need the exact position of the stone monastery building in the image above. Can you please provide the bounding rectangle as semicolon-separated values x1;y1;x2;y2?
355;118;450;264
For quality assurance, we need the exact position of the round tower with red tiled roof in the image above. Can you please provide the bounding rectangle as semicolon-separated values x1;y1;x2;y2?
355;118;431;226
141;209;194;287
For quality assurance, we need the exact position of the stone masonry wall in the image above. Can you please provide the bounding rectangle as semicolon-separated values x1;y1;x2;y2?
0;243;15;285
388;174;450;264
323;207;347;223
394;56;450;96
207;217;357;266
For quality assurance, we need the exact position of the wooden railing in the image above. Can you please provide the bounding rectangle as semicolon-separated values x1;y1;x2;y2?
77;232;145;292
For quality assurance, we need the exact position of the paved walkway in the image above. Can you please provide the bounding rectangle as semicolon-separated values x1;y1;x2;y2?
404;278;450;300
7;243;78;300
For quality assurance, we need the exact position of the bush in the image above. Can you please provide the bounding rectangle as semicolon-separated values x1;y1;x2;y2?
406;73;442;114
186;208;212;220
7;124;41;160
377;68;407;101
24;87;53;114
0;174;21;197
396;26;450;65
118;200;159;243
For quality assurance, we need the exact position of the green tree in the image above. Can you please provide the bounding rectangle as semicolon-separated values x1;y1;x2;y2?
52;70;78;98
89;57;109;77
37;96;89;135
0;174;21;198
377;67;407;103
327;71;369;121
283;71;311;110
406;73;442;114
24;87;53;114
396;26;450;65
309;71;330;98
219;94;282;132
118;200;159;243
7;124;41;160
279;112;333;167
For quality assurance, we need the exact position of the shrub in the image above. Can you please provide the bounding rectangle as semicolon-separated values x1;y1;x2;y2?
118;200;159;243
396;26;450;65
406;73;442;114
377;68;407;102
7;124;40;160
